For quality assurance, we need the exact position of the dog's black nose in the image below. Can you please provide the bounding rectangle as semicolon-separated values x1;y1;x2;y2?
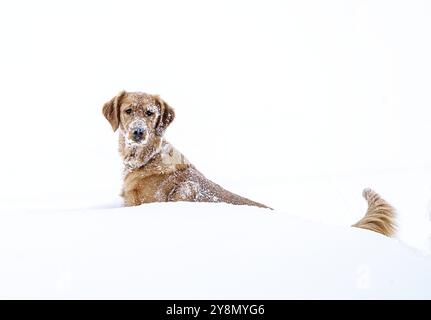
133;128;144;141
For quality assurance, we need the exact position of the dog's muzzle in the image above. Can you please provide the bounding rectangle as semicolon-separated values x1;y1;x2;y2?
132;127;144;142
128;120;147;143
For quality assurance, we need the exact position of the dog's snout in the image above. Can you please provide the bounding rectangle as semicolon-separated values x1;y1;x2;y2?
133;128;144;136
133;127;144;141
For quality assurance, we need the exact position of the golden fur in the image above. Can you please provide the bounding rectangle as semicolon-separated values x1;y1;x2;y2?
103;91;397;237
103;91;269;209
352;188;397;237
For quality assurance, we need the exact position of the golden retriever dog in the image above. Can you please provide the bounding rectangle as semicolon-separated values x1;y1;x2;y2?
102;91;396;237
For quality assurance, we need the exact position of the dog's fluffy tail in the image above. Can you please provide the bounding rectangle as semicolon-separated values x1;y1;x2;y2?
352;188;397;237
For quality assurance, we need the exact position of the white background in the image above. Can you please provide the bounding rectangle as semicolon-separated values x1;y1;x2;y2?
0;1;431;252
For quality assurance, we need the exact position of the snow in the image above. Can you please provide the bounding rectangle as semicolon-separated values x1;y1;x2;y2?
0;0;431;298
0;202;430;299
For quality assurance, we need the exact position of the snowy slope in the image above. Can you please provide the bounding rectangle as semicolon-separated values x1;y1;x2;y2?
0;202;430;299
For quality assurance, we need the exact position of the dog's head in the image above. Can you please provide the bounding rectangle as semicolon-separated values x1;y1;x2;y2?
102;91;175;145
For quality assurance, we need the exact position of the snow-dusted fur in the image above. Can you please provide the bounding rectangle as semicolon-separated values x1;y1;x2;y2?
103;91;270;209
352;188;397;237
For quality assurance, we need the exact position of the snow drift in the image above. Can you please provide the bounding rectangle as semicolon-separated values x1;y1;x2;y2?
0;202;430;299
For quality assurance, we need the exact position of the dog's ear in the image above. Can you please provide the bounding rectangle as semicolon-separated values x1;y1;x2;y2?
154;95;175;136
102;91;126;131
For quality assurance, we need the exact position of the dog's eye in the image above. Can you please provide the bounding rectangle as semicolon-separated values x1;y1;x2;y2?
125;108;132;114
145;110;154;117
